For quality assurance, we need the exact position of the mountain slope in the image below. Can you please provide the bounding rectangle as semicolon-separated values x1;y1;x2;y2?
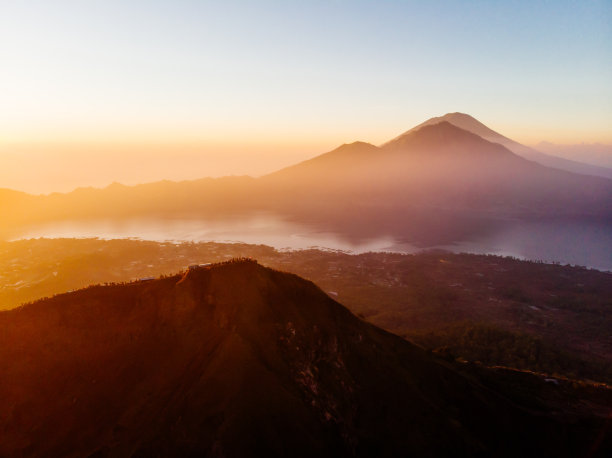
265;141;379;183
2;260;609;457
395;112;612;179
265;121;612;217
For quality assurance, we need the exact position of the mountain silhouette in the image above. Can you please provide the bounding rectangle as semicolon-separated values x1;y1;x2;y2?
395;112;612;179
265;121;612;216
1;115;611;247
1;260;610;457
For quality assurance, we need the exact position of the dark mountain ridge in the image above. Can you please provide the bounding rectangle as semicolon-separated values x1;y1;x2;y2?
1;260;611;457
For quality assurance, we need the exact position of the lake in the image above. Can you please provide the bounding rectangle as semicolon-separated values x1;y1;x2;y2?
8;214;612;272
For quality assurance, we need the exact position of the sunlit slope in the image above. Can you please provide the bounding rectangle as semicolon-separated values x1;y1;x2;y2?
1;260;610;457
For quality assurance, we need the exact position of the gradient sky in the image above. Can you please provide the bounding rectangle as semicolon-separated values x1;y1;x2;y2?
1;0;611;193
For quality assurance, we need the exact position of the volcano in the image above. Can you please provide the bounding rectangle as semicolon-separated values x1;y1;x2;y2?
1;260;610;457
392;112;612;179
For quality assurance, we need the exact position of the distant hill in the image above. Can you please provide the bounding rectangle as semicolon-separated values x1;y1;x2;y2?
0;176;259;239
395;112;612;179
536;141;612;169
1;260;610;457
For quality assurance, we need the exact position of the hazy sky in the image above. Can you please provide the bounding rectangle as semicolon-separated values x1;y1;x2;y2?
1;0;611;193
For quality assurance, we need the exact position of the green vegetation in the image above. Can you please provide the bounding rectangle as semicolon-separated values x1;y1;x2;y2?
407;322;612;383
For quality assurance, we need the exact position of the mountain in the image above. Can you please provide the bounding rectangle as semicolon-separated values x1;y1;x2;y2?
265;121;612;217
1;259;610;457
395;112;612;179
259;120;612;245
1;115;611;247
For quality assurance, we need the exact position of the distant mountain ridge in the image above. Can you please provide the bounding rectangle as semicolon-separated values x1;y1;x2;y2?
536;141;612;169
1;260;610;457
1;114;611;246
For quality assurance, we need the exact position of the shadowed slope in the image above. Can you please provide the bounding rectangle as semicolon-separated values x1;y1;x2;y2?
1;260;610;457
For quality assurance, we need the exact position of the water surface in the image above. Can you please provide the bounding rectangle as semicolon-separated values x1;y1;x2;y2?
10;214;612;271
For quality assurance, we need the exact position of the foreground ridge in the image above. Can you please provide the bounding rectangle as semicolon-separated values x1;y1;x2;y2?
1;261;610;457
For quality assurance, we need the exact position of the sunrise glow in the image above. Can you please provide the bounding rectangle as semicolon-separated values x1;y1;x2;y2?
1;1;611;193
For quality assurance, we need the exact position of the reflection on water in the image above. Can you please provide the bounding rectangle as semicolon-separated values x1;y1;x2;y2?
9;214;401;254
9;214;612;271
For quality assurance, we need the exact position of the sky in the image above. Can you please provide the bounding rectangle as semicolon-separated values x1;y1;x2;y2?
0;0;611;193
